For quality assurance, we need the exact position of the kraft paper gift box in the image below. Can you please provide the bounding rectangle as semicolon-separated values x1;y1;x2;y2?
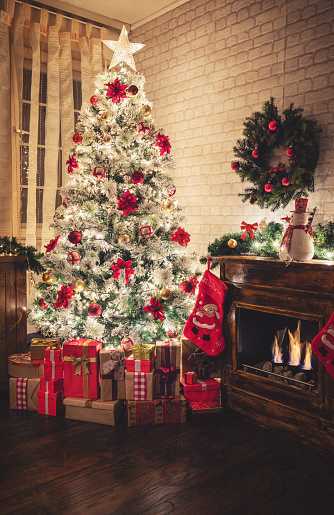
100;348;126;401
37;389;63;416
126;355;154;373
189;401;223;426
180;378;221;403
40;377;64;393
132;344;155;361
63;338;102;399
155;340;181;397
8;352;44;379
126;395;187;426
44;360;64;381
45;345;63;362
30;338;61;360
63;397;124;426
181;335;222;379
9;377;41;411
125;370;155;401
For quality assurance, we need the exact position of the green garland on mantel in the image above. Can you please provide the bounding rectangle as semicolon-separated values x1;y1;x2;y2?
200;222;334;268
0;236;45;274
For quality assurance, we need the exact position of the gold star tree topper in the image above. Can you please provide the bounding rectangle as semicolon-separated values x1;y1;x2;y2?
103;26;145;72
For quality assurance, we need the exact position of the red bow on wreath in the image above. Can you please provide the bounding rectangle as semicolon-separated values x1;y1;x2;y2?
266;164;285;173
240;222;258;240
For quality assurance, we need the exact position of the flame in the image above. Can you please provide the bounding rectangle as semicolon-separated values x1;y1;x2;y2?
288;320;304;366
301;341;313;370
272;334;283;363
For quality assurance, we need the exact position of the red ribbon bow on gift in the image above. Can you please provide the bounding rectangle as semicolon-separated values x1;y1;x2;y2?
240;222;258;240
189;401;211;413
156;362;178;383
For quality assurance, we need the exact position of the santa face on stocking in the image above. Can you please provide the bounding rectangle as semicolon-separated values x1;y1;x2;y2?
193;302;221;332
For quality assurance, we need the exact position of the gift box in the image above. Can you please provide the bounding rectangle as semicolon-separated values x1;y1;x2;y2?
8;352;44;379
181;336;222;379
190;401;223;426
37;389;63;416
185;371;197;384
100;348;126;401
132;344;155;361
126;355;154;373
155;340;181;397
30;338;61;360
127;395;187;426
63;397;124;426
45;345;63;362
40;377;64;393
9;377;41;411
63;338;102;399
180;378;221;403
125;370;155;401
44;360;64;381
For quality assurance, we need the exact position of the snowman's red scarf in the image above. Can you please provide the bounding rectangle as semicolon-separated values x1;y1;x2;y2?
281;225;307;252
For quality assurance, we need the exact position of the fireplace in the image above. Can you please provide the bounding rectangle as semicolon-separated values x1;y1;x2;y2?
213;256;334;451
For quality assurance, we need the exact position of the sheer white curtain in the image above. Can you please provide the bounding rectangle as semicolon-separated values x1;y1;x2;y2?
0;0;119;250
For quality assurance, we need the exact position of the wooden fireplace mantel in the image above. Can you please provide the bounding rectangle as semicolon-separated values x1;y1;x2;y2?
212;255;334;451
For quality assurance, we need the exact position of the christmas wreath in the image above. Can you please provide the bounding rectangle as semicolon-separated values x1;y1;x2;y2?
232;98;322;211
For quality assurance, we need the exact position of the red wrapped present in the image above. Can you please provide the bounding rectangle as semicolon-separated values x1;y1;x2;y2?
40;377;64;393
185;371;197;384
9;377;41;411
180;377;220;403
190;401;223;426
126;355;154;373
37;389;63;416
8;352;44;379
100;348;126;401
44;359;64;381
63;338;102;399
127;395;187;426
45;345;63;362
155;340;181;397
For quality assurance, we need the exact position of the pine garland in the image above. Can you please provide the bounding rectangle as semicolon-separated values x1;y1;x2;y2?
0;236;45;274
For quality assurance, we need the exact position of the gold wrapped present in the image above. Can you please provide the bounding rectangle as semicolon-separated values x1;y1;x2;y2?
30;338;61;360
132;344;155;361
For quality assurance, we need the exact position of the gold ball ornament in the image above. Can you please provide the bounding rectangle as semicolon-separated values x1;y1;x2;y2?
72;278;86;292
103;134;112;144
100;112;109;121
118;232;131;244
141;104;152;117
162;199;175;212
160;286;172;300
228;239;237;249
42;271;53;284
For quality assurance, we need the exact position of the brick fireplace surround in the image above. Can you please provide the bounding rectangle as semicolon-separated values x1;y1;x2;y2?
213;256;334;452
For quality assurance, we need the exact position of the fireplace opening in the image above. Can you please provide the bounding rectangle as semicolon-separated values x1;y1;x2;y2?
238;308;319;392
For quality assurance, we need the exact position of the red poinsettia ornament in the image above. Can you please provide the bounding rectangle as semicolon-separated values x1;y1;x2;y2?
171;227;191;247
143;297;166;322
55;285;74;309
180;276;199;295
44;235;60;253
105;78;128;104
156;133;171;156
117;190;138;216
66;153;79;174
110;258;135;284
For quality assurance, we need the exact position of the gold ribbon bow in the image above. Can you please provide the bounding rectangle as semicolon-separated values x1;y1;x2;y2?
70;355;91;375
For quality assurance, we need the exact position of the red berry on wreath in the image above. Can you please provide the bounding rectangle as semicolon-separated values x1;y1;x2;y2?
231;161;240;171
90;95;98;106
268;121;278;131
282;177;290;186
286;147;294;157
131;171;144;184
264;183;272;193
72;133;83;144
87;302;102;317
68;231;82;244
252;149;259;158
38;298;48;309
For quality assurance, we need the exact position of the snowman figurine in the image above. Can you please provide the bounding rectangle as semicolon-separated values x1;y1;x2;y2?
279;198;314;262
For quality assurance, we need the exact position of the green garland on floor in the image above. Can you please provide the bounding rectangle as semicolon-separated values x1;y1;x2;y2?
0;236;45;274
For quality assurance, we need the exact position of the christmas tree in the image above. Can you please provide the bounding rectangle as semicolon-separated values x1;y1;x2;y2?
28;27;199;347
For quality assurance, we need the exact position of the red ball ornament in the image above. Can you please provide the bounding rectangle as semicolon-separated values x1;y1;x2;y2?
67;251;81;265
252;149;259;158
264;183;272;193
121;337;134;351
286;148;294;157
72;133;83;144
282;177;290;186
87;302;102;317
231;161;240;171
38;298;48;309
93;166;106;180
68;231;82;244
90;95;98;106
166;330;179;339
128;85;138;96
131;171;144;184
268;121;278;131
167;184;176;196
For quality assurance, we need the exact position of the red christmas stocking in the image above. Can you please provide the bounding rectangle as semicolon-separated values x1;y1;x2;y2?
312;312;334;381
184;259;228;356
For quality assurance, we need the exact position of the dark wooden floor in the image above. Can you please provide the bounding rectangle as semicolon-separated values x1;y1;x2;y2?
1;391;334;515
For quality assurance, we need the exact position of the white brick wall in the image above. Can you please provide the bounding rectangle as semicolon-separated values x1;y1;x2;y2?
132;0;334;257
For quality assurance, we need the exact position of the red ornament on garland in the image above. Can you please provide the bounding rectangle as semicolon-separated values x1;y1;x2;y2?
67;251;81;265
286;147;294;157
44;235;60;253
104;78;128;104
140;225;152;238
231;161;240;171
72;133;83;144
264;183;272;193
156;133;171;156
121;337;134;351
282;177;290;186
117;190;138;216
171;227;191;247
252;149;259;158
90;95;99;106
166;330;179;339
180;276;199;295
128;85;138;96
62;197;71;209
87;302;102;317
268;121;278;131
131;171;144;184
38;298;48;309
93;166;106;180
66;153;79;174
68;231;82;244
143;297;166;322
